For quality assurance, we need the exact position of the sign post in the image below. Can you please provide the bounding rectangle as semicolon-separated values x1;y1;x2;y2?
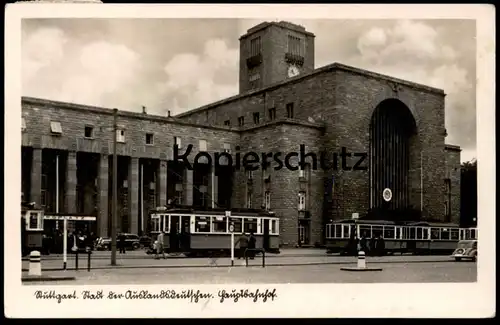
63;217;67;270
226;210;234;266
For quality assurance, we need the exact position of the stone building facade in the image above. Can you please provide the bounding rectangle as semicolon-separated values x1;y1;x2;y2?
21;21;461;246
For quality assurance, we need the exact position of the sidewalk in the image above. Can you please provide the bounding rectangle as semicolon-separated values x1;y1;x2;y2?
22;254;454;272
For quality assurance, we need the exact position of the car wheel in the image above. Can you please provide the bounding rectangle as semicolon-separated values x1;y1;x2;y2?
133;243;140;250
455;257;462;261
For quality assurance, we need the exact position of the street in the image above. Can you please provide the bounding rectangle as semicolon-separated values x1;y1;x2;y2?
22;250;477;284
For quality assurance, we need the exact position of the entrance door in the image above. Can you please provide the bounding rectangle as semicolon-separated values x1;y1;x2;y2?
170;215;180;252
298;220;310;245
263;219;270;251
179;216;191;251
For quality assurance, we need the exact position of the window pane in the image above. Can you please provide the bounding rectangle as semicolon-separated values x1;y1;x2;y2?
194;216;210;232
230;218;242;233
212;216;227;232
29;212;39;229
441;229;450;240
431;228;440;239
343;225;351;238
450;229;459;240
417;228;423;240
271;220;277;234
334;224;341;238
152;216;160;232
423;228;429;239
244;218;257;233
384;226;395;239
359;225;371;238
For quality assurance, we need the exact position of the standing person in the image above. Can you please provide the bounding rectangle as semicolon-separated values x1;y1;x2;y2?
235;233;249;259
248;232;256;260
155;231;166;259
360;232;368;253
119;234;126;254
378;234;386;256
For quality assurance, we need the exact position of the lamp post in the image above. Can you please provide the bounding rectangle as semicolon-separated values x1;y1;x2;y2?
111;108;118;266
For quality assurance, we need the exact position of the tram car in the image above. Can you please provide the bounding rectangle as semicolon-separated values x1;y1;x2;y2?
149;207;281;257
21;202;45;257
325;219;478;255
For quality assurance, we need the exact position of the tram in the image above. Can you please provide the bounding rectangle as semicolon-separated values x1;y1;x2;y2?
149;207;281;257
325;219;478;255
21;202;45;257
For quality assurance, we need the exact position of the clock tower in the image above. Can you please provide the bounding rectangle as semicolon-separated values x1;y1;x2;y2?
238;21;315;94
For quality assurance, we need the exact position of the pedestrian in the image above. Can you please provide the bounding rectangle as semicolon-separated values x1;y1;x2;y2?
360;232;368;253
248;232;256;259
370;234;377;256
235;233;249;259
378;234;386;256
119;234;126;254
155;231;166;259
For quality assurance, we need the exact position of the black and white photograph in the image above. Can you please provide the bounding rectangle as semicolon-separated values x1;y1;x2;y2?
5;3;495;318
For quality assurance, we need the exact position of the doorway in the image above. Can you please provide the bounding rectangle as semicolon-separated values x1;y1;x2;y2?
298;220;310;246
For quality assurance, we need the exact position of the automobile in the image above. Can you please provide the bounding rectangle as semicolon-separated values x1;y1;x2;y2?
119;233;141;250
95;237;112;251
451;240;477;262
139;236;152;249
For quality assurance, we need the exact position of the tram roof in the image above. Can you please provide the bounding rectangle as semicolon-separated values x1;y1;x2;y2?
151;206;276;217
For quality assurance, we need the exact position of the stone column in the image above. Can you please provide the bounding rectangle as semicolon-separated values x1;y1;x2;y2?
208;166;218;208
184;169;193;206
30;148;42;206
98;154;109;237
158;160;168;207
128;157;139;234
65;151;77;214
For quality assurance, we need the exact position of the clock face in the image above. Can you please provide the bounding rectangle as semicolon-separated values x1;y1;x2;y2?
288;65;300;78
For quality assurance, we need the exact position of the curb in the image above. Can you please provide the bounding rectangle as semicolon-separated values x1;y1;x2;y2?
340;267;383;272
21;254;327;261
21;259;454;272
22;276;76;282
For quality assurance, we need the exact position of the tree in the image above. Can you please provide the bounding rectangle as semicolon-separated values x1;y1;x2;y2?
460;159;477;227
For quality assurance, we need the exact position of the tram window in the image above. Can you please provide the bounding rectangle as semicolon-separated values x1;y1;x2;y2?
342;225;351;238
416;227;423;240
409;227;416;239
244;218;258;233
423;228;429;240
212;216;227;233
334;225;341;238
384;227;395;239
194;216;210;233
270;220;278;235
359;225;371;238
27;212;42;230
230;218;242;233
395;227;401;239
441;229;450;240
151;216;161;232
431;228;440;240
471;229;477;239
373;226;383;238
450;229;459;240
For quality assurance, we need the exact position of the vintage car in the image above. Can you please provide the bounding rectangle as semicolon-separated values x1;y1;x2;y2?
451;240;477;261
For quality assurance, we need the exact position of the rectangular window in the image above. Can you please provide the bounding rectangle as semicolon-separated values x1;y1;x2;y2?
174;136;182;149
268;108;276;121
175;191;183;205
253;112;260;124
250;36;262;57
194;216;211;233
246;191;252;209
286;103;294;118
264;191;271;210
26;211;43;231
50;121;62;135
287;35;303;56
244;218;258;233
238;116;244;126
247;170;253;180
270;219;279;235
211;216;227;233
299;169;305;178
224;120;230;126
116;129;125;143
151;215;161;233
230;218;242;233
84;126;94;138
223;143;231;153
21;117;26;132
145;133;154;145
199;139;207;151
298;192;306;210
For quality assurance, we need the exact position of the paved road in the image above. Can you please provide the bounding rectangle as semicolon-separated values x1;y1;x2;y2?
23;259;476;285
22;253;457;271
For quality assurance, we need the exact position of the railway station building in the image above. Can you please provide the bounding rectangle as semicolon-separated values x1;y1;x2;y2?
21;21;461;246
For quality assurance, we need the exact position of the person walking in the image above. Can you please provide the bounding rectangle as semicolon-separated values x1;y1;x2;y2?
155;231;166;259
235;233;249;259
119;234;126;254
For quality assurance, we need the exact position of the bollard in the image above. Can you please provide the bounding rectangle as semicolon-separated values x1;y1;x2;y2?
357;251;366;269
87;248;92;272
75;250;79;271
28;251;42;276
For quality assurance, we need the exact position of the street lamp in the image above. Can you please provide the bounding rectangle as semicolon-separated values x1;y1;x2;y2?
111;108;118;266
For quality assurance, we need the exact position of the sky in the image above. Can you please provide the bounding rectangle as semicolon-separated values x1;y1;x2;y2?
21;18;476;162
